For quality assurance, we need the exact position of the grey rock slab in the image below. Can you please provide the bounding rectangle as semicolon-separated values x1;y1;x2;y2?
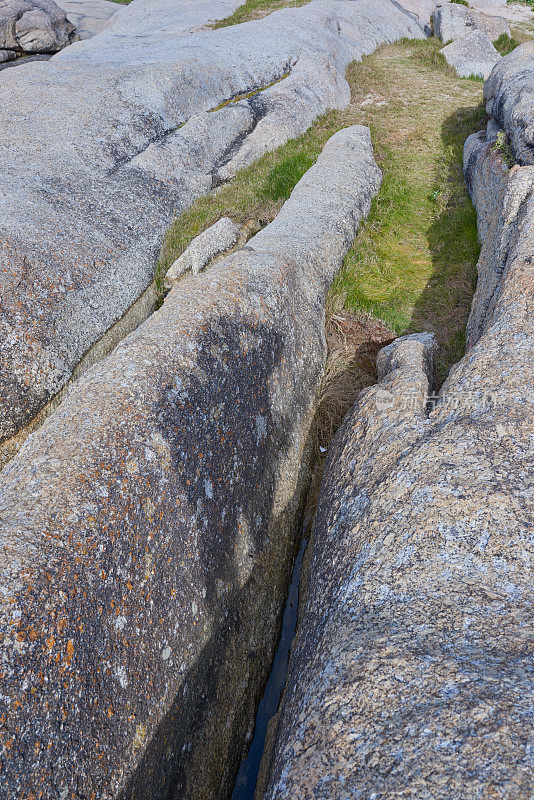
396;0;437;28
442;28;501;78
55;0;116;39
468;0;532;22
0;0;74;53
165;216;241;283
432;1;510;41
259;59;534;800
464;134;534;345
484;41;534;166
0;126;381;800
0;0;424;459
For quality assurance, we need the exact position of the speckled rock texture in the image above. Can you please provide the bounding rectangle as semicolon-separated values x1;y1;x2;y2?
55;0;116;39
258;60;534;800
483;42;534;166
467;0;532;23
441;28;500;79
0;127;382;800
165;217;241;284
432;1;510;42
0;0;424;464
0;0;74;56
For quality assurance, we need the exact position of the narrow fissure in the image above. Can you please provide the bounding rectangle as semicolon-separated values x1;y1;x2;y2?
220;37;497;798
231;536;308;800
112;70;292;172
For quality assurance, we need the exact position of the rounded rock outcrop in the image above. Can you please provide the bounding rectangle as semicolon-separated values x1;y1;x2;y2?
0;0;75;58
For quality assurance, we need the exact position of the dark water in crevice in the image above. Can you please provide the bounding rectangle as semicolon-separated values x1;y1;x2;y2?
231;537;308;800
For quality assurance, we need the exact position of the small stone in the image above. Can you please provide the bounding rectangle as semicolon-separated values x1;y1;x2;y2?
432;2;510;42
165;217;241;285
441;29;501;79
0;0;75;54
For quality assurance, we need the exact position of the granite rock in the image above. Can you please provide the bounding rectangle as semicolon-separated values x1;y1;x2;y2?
165;217;241;284
259;54;533;800
55;0;116;39
441;28;501;78
0;127;382;800
0;0;424;463
483;41;534;166
0;0;74;54
432;1;510;41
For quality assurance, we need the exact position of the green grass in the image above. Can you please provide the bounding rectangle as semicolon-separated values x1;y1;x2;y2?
450;0;469;6
157;116;339;292
331;45;484;381
492;130;516;167
507;0;534;7
262;152;318;201
493;33;521;54
211;0;311;28
160;39;485;383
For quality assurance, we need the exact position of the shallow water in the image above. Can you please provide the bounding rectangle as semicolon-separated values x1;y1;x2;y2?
231;537;307;800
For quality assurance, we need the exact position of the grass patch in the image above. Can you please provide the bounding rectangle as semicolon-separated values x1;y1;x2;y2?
492;130;516;167
262;152;318;201
211;0;311;28
493;33;521;54
450;0;469;6
408;37;458;77
331;45;484;382
510;20;534;43
161;39;485;386
507;0;534;7
158;114;340;280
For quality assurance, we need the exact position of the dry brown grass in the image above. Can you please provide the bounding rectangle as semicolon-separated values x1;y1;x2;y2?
316;308;395;450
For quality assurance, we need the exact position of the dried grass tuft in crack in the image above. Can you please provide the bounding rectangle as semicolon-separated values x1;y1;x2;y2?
302;308;395;532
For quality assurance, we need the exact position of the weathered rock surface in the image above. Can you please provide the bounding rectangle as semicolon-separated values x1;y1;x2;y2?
259;56;534;800
55;0;116;39
0;127;382;800
0;0;74;56
432;1;510;42
468;0;532;23
442;28;501;78
165;217;241;284
483;41;534;166
0;0;424;465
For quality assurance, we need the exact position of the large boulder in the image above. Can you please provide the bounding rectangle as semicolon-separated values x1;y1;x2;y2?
0;0;74;55
432;1;510;42
0;0;425;467
0;127;382;800
258;50;534;800
441;28;501;78
483;41;534;166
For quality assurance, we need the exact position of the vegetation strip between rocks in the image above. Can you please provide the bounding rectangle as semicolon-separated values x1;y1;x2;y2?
160;37;486;396
210;0;313;28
